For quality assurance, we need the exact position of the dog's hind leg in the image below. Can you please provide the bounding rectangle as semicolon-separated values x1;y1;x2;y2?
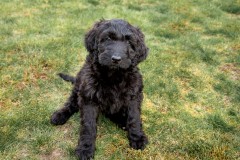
50;87;79;125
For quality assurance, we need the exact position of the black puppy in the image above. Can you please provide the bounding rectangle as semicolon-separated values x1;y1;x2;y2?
51;19;149;160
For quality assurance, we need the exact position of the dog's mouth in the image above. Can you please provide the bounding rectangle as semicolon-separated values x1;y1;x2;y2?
102;62;127;69
110;60;131;69
109;65;121;70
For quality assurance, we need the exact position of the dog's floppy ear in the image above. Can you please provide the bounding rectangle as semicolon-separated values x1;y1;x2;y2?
132;27;149;65
85;20;106;53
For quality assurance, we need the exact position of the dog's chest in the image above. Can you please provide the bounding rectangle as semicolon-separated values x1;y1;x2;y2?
79;68;140;113
96;83;130;113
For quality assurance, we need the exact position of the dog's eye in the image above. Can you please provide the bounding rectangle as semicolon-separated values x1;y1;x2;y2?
100;36;111;43
102;36;111;42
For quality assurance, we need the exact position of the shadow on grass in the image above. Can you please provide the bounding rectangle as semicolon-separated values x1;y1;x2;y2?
207;114;234;132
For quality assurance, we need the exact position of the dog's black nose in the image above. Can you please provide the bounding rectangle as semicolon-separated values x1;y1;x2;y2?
111;55;122;63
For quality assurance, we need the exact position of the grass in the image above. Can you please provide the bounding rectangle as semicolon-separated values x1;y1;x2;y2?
0;0;239;159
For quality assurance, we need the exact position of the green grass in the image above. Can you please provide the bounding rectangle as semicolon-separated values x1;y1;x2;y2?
1;0;240;159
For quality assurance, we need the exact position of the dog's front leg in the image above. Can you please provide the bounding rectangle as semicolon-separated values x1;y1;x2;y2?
127;101;148;150
76;104;99;160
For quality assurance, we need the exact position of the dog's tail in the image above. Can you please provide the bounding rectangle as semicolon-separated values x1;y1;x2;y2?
58;73;76;84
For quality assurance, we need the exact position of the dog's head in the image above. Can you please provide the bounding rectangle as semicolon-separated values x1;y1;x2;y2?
85;19;148;69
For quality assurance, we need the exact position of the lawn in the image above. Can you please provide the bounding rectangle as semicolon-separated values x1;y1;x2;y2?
0;0;239;159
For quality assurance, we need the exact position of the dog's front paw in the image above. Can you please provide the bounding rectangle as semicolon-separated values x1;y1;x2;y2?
129;134;148;150
75;147;94;160
50;110;69;125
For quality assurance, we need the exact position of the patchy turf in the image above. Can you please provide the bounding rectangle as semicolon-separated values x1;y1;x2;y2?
0;0;239;159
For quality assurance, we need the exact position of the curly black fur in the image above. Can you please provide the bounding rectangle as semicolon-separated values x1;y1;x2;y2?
50;19;149;160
